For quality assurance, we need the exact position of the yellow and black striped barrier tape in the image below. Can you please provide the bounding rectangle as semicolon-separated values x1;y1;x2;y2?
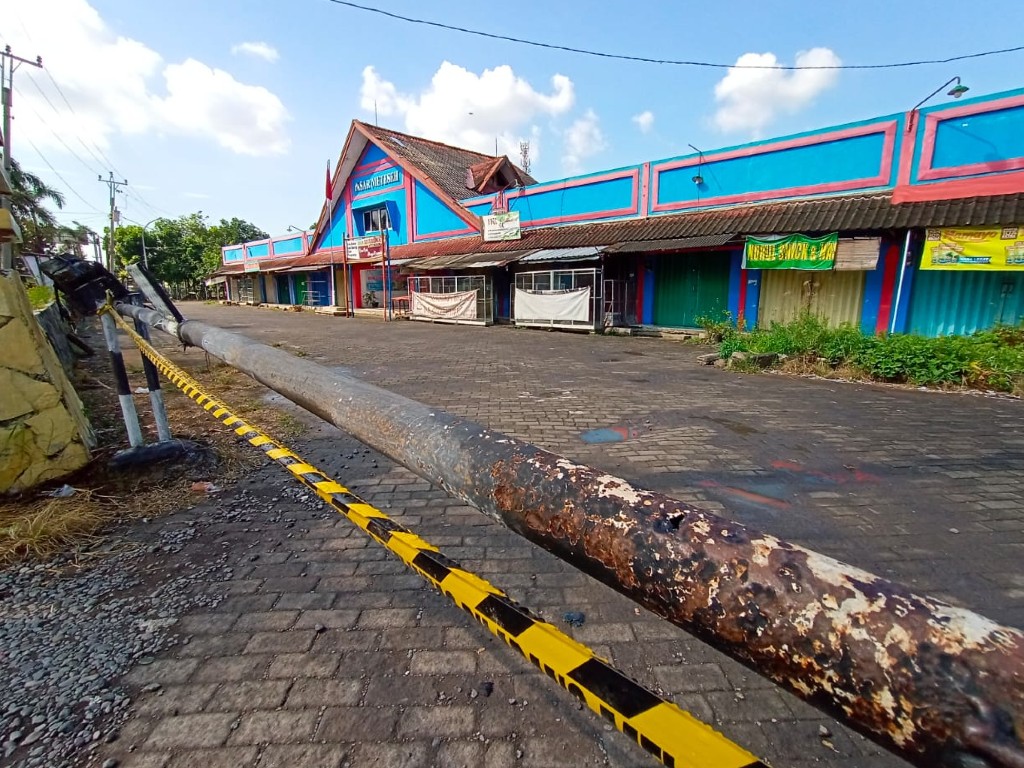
110;309;766;768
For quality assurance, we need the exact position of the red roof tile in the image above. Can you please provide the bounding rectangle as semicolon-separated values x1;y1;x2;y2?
357;122;536;201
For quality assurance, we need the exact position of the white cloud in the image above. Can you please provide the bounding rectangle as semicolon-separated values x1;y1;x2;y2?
712;47;841;137
632;110;655;134
8;0;290;156
231;41;279;63
562;109;607;174
360;62;574;164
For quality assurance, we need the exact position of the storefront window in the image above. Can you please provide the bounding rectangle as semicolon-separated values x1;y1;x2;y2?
361;207;390;233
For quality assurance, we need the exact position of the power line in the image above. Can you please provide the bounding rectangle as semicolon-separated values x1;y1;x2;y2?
20;59;169;217
323;0;1024;70
41;68;123;174
13;83;106;178
21;136;104;213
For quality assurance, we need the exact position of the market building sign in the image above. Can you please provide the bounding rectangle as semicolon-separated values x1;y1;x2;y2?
920;227;1024;270
352;168;401;195
743;233;838;270
483;211;521;242
345;234;386;262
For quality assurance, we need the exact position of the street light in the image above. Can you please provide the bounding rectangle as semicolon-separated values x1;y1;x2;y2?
139;217;163;269
286;225;305;233
908;76;970;131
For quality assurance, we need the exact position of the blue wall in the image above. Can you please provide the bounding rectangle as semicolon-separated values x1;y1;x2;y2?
905;87;1024;187
359;142;388;165
315;203;348;251
727;251;743;319
246;243;269;258
656;128;892;208
346;145;408;245
415;182;470;238
464;170;638;228
931;103;1024;171
351;189;407;245
860;245;889;334
223;247;243;262
272;236;304;255
743;271;762;328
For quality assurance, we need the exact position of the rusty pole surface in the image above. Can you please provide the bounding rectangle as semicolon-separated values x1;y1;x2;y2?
116;303;1024;768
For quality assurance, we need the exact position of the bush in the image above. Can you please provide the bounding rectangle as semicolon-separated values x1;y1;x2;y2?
695;311;738;344
715;313;1024;394
26;285;54;310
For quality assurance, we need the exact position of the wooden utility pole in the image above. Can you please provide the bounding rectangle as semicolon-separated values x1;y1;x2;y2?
1;45;44;271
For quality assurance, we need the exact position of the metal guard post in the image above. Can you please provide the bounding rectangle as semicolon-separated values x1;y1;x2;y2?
114;301;1024;768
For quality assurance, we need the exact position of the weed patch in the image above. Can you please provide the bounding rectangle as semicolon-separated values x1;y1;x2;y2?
717;313;1024;394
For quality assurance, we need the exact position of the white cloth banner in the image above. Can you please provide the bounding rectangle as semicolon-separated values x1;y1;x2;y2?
514;287;591;322
411;290;478;320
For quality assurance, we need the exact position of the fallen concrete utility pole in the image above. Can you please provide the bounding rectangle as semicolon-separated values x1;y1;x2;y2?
117;302;1024;768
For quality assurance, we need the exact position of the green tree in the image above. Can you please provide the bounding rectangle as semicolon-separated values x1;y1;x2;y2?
8;157;67;254
111;212;267;298
204;217;268;275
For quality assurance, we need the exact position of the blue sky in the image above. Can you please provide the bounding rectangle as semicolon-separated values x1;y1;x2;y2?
5;0;1024;240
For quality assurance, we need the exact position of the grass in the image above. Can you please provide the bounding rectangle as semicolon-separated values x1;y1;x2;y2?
706;312;1024;395
0;327;308;565
0;492;109;563
27;285;55;310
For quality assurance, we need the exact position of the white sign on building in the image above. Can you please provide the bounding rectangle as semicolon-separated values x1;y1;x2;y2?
483;211;521;242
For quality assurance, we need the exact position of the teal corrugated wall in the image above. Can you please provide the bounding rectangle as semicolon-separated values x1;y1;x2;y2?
908;270;1024;336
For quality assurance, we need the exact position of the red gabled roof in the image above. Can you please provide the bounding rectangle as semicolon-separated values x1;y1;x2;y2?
357;123;535;201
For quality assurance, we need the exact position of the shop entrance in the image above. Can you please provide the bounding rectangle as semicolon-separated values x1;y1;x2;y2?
757;270;865;328
653;253;730;327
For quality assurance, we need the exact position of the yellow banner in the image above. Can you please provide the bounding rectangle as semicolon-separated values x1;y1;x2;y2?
920;226;1024;270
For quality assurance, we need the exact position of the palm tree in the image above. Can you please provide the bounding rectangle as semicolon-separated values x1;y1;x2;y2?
8;157;66;253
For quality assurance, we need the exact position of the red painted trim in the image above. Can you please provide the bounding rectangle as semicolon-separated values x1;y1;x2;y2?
407;177;417;241
509;171;640;228
875;244;900;335
639;163;650;215
351;184;403;204
920;92;1024;126
737;267;747;324
896;112;916;187
915;94;1024;182
920;155;1024;181
416;226;476;240
892;169;1024;203
523;208;640;229
651;120;898;213
522;168;640;198
353;123;482;234
352;157;393;174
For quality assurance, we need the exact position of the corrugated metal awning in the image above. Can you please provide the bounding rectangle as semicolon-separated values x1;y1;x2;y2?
409;250;535;270
607;233;736;253
518;246;604;264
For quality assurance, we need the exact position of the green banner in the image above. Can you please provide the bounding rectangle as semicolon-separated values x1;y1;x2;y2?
744;233;838;270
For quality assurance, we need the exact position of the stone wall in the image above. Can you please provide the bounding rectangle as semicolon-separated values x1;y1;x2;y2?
0;272;95;493
34;301;76;374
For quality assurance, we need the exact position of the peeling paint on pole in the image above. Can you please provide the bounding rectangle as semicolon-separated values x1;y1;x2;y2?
117;302;1024;768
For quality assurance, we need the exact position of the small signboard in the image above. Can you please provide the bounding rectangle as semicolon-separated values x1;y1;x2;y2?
744;233;838;271
345;234;386;262
920;226;1024;271
243;262;260;273
483;211;521;242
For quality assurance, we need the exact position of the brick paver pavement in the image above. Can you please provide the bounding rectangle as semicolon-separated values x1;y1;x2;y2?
97;304;1024;768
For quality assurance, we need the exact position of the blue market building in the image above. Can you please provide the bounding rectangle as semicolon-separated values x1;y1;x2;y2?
213;86;1024;337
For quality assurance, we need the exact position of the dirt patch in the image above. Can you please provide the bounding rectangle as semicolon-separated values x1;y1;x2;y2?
0;319;302;565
